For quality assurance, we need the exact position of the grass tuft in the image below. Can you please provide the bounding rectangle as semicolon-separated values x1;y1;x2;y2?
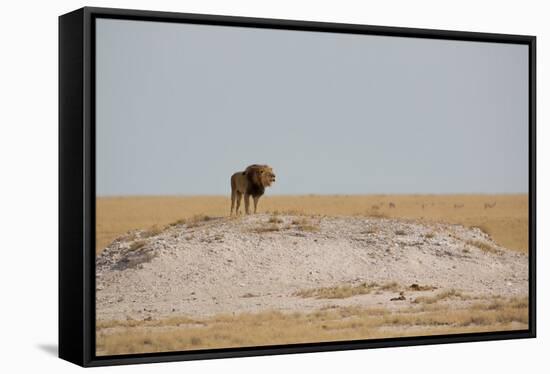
409;283;437;292
186;215;212;228
141;225;164;238
295;282;404;299
128;240;147;251
168;218;187;227
466;239;500;254
250;224;280;233
290;217;320;232
268;215;284;224
412;289;465;304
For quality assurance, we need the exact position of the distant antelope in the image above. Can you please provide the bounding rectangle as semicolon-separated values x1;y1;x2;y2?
454;203;464;209
389;202;396;208
371;204;380;210
484;202;496;209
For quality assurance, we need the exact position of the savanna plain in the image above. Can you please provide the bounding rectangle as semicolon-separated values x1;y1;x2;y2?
95;194;529;355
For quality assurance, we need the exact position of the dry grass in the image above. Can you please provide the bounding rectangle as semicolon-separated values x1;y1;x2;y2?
185;214;212;228
384;300;528;327
412;289;466;304
471;297;528;311
140;225;164;238
378;282;400;292
362;227;378;234
268;215;284;224
166;215;213;229
96;296;528;355
466;239;500;254
297;224;320;232
271;209;307;216
291;217;308;225
128;240;147;251
295;282;402;299
96;194;528;254
168;218;187;227
295;283;378;299
97;315;202;330
409;284;437;292
364;210;389;219
290;217;320;232
250;224;280;233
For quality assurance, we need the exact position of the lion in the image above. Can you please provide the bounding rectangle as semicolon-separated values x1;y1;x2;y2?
230;164;276;215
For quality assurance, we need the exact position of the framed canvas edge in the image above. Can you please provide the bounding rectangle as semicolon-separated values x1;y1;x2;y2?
58;6;537;368
59;7;86;366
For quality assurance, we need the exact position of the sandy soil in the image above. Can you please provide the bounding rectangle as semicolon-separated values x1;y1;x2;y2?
96;214;528;322
96;194;529;254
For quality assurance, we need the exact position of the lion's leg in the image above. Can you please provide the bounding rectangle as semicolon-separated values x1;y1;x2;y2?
253;196;259;214
244;193;250;214
230;190;236;216
235;192;242;215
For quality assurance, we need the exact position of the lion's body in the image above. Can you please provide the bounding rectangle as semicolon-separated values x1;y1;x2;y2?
230;164;276;215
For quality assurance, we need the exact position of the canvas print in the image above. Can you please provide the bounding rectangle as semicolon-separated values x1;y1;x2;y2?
94;19;529;356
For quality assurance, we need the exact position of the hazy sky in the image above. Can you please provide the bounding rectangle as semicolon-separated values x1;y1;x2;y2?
96;18;528;196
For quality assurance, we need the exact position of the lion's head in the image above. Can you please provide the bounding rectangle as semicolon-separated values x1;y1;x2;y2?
245;164;276;188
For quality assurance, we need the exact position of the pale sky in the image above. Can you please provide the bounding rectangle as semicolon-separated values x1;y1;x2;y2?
95;18;529;196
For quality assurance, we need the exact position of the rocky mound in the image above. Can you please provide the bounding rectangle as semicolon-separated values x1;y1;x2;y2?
96;214;528;321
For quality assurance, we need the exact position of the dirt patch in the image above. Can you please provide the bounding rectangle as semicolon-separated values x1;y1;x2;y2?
96;214;528;322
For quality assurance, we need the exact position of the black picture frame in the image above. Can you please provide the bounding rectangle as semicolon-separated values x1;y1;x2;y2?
59;6;536;367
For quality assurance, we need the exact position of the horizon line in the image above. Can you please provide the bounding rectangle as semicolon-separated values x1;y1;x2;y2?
96;192;529;198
